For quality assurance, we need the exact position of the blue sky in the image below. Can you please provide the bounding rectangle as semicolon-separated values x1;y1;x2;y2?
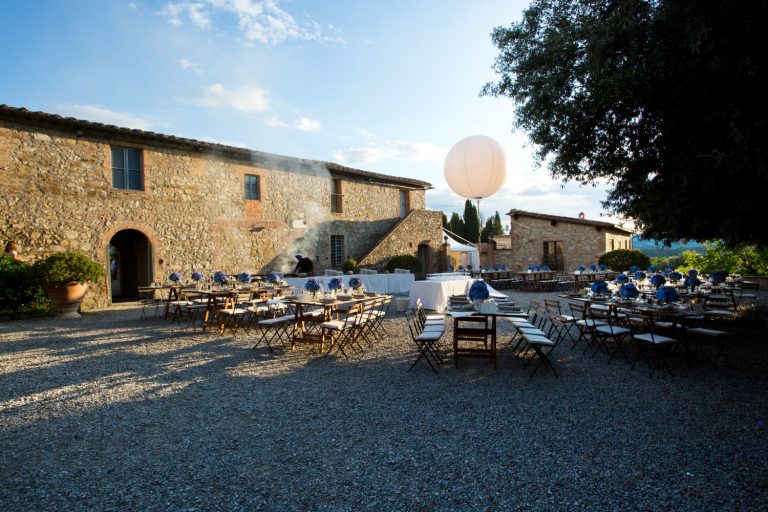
0;0;619;228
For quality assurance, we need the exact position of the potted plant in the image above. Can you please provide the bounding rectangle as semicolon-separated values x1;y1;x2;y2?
33;251;103;318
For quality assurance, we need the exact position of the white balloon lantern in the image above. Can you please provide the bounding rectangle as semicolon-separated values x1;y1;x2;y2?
444;135;507;247
444;135;506;199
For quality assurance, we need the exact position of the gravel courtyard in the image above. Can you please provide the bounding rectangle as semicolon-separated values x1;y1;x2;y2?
2;292;767;511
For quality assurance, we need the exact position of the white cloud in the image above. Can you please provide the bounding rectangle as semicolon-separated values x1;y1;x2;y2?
179;58;202;73
294;116;321;132
265;116;290;128
265;115;321;132
52;104;154;130
159;0;344;45
159;2;211;29
194;83;270;113
332;139;445;166
355;127;374;138
228;0;345;45
128;2;138;9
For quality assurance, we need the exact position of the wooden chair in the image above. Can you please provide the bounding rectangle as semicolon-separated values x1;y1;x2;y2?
218;292;251;335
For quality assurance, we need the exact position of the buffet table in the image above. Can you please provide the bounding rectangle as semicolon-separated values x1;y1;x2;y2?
408;277;507;313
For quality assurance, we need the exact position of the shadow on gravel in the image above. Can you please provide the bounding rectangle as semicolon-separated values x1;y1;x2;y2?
0;299;767;511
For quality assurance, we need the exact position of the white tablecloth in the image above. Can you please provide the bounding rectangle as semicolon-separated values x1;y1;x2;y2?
284;273;413;294
408;278;507;313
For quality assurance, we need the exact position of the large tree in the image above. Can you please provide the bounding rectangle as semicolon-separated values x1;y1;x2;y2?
448;212;466;240
462;200;481;244
482;0;768;245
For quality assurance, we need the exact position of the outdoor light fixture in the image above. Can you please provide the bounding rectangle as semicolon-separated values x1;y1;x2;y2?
444;135;507;245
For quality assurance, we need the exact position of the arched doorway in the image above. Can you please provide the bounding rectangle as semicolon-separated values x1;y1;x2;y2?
108;229;152;300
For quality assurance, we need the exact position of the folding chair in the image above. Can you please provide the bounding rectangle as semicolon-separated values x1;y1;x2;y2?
543;299;577;344
168;291;195;324
631;311;677;376
686;325;731;368
253;310;296;352
568;301;608;349
520;332;558;377
140;294;164;320
405;310;444;373
218;292;251;335
504;300;547;355
591;304;632;362
353;296;391;347
368;295;392;340
416;298;444;321
179;294;210;330
320;303;365;359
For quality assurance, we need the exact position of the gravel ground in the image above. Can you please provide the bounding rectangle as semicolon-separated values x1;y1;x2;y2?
1;292;767;511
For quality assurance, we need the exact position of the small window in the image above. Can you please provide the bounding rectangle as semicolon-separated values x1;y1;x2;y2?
245;174;260;200
331;178;343;213
609;239;615;251
111;146;143;190
330;235;344;268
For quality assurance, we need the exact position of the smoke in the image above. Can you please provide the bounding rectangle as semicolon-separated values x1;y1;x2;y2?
246;150;334;273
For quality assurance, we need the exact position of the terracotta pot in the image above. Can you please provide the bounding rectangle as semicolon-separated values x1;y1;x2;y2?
45;282;88;319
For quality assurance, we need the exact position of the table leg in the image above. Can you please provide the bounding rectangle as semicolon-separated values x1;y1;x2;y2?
453;316;459;368
163;288;178;319
491;315;497;369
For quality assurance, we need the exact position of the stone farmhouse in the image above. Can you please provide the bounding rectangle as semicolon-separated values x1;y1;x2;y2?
0;105;442;308
487;209;633;271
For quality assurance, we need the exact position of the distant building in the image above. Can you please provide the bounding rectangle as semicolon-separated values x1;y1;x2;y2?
494;209;634;271
0;105;442;308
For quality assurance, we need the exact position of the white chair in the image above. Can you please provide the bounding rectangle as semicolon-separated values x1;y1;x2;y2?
253;312;296;352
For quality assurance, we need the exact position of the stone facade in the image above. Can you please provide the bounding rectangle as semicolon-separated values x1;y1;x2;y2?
498;210;633;271
358;209;443;275
0;106;442;309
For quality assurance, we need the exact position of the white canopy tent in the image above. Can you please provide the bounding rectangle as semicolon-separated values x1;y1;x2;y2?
443;230;480;270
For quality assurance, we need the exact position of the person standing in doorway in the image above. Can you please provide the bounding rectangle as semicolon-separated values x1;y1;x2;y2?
294;254;314;275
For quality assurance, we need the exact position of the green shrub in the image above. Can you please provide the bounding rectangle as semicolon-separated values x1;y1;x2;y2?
650;255;685;270
0;255;52;318
386;254;423;274
32;251;104;286
342;258;358;273
598;249;651;271
680;241;768;276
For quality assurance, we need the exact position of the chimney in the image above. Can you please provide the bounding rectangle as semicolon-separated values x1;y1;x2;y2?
578;212;585;219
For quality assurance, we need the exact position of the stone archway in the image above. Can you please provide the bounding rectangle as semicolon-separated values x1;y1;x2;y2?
108;229;152;300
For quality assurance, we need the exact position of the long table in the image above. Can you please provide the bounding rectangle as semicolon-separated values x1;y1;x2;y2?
408;277;507;312
284;273;413;294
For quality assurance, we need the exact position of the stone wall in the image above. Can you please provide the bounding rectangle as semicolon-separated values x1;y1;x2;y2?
506;215;632;271
357;209;443;272
0;120;437;309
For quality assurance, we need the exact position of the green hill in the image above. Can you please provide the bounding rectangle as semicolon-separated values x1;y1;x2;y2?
632;236;705;257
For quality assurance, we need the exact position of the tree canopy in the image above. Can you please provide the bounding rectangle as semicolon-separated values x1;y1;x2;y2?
482;0;768;246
